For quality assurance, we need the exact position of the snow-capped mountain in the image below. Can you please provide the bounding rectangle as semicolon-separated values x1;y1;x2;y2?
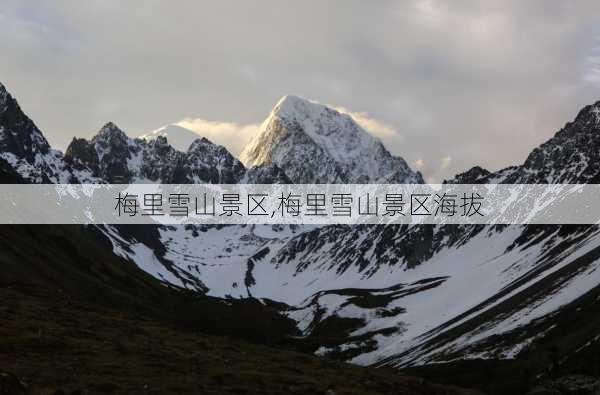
0;82;97;183
65;121;293;184
251;102;600;367
2;80;600;380
240;95;423;184
65;123;247;184
184;137;246;183
258;102;600;367
116;97;600;369
454;101;600;185
138;124;202;151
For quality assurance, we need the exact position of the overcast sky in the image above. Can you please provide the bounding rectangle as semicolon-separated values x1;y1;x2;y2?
2;1;600;181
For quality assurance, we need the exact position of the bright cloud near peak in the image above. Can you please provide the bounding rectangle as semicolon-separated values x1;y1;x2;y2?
333;106;402;142
173;118;259;155
412;156;454;184
146;101;404;159
440;156;452;170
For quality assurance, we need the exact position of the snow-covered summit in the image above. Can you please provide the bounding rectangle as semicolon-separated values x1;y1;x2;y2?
240;95;422;183
139;124;202;151
268;95;332;125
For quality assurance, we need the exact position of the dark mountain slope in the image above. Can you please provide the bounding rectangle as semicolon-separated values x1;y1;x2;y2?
0;285;479;395
0;225;295;345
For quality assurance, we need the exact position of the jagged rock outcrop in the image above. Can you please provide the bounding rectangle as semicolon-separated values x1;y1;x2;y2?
183;137;245;183
0;82;96;183
444;166;491;184
501;101;600;184
66;124;246;184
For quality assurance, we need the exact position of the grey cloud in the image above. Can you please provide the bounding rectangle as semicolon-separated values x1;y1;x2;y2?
1;0;600;180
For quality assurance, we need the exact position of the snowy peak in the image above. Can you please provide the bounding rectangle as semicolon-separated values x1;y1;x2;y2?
99;121;121;133
269;95;340;126
79;122;136;182
185;136;246;184
93;122;129;145
187;136;239;164
241;95;422;184
70;122;180;183
66;122;248;184
139;124;202;151
187;136;216;152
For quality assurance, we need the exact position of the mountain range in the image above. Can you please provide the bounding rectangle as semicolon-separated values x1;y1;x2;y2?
2;80;600;394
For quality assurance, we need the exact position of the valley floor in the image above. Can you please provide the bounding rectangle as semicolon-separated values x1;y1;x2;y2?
0;285;480;395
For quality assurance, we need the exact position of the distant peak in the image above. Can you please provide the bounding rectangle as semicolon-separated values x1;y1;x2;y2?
94;122;128;142
445;166;491;184
153;135;169;145
98;122;124;134
187;136;215;151
100;121;120;131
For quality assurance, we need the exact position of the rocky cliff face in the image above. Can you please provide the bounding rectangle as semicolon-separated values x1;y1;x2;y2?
505;101;600;184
